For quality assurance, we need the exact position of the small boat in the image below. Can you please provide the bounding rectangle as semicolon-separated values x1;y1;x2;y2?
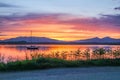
27;46;39;50
27;31;39;50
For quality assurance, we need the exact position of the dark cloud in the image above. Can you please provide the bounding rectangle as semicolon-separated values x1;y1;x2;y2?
0;2;18;7
0;13;120;26
114;7;120;10
57;14;120;28
0;35;5;36
0;13;62;21
0;13;120;32
0;13;65;26
0;13;63;29
101;14;120;26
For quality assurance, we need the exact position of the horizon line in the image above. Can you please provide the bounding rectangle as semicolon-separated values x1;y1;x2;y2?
0;36;120;42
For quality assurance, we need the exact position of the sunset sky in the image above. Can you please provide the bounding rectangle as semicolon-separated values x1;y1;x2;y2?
0;0;120;41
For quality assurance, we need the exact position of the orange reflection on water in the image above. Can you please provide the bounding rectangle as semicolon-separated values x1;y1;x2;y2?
0;44;120;62
0;45;27;61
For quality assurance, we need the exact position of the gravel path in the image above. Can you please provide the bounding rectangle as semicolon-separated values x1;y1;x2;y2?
0;67;120;80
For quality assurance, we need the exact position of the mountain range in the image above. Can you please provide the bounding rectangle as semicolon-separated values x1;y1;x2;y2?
73;37;120;43
0;37;63;43
0;36;120;44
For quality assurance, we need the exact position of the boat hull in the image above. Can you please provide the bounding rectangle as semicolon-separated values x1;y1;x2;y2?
27;46;39;50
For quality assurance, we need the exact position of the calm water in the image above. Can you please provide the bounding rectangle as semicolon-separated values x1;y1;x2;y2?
0;44;120;61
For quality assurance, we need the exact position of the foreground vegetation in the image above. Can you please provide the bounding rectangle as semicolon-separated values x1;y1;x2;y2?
0;58;120;71
0;48;120;71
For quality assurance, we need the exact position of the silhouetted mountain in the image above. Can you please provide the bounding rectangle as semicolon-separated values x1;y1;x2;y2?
73;37;120;43
2;37;63;43
0;37;120;44
74;37;100;42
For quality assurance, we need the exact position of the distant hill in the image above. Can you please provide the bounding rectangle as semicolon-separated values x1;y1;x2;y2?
73;37;120;44
0;36;120;44
1;37;64;43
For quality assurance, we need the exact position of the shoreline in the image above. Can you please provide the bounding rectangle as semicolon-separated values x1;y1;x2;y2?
0;43;120;45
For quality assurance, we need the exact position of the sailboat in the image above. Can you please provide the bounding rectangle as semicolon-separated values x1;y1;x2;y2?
27;31;39;50
27;46;39;49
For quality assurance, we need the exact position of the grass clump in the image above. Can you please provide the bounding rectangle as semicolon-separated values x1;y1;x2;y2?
0;57;120;71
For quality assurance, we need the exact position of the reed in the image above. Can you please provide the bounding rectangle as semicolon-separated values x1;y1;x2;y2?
0;58;120;71
0;48;120;71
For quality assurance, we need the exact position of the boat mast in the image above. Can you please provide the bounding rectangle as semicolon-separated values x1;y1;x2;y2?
31;30;32;45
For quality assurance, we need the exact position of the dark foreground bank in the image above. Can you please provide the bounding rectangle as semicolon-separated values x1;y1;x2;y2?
0;58;120;71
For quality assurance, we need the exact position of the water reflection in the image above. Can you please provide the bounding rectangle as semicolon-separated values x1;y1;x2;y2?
0;44;120;62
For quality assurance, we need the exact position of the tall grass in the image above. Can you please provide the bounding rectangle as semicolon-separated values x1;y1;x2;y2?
0;48;120;71
0;58;120;71
0;53;5;63
0;48;120;63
